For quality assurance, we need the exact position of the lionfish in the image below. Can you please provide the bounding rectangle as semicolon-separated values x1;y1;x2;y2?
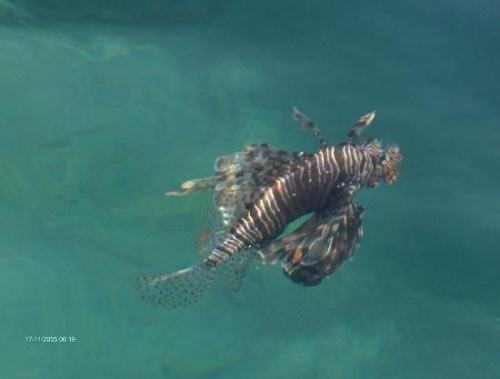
133;108;402;308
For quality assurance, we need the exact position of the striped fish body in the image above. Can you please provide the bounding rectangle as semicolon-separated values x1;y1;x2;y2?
207;143;375;266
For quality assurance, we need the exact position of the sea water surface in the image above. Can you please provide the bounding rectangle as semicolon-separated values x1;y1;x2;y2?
0;0;499;378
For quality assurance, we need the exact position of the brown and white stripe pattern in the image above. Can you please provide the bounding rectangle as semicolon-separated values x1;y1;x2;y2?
205;143;377;266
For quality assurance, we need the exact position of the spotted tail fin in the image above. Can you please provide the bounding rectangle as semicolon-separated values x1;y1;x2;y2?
132;263;216;309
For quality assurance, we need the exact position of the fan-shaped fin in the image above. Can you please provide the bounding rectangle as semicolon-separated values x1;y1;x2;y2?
213;143;304;227
218;248;256;292
194;205;228;256
261;203;365;286
167;143;305;228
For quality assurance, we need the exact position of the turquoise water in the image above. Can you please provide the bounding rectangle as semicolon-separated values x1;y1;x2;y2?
1;0;499;378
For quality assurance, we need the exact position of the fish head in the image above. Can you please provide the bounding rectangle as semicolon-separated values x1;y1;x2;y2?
378;144;403;185
363;139;403;186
